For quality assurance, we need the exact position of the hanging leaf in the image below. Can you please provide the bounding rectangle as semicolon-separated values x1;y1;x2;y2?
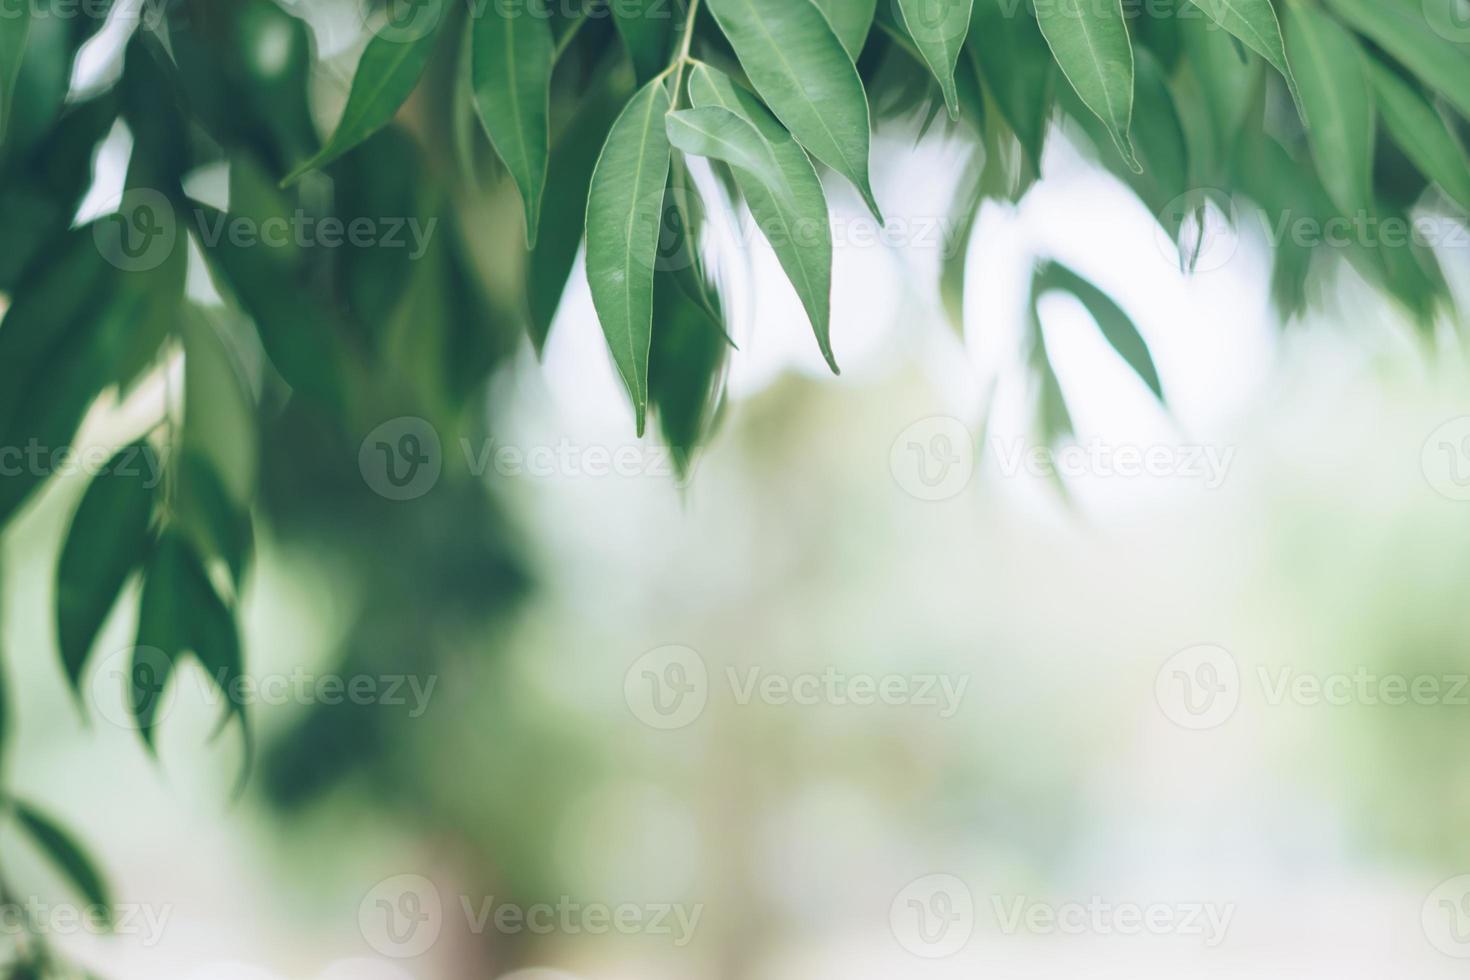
706;0;884;219
611;0;674;82
585;78;674;435
472;0;554;247
55;443;158;700
176;451;253;589
527;63;635;351
11;802;112;925
688;64;837;372
966;0;1053;173
1369;61;1470;213
1033;261;1164;401
895;0;974;120
133;531;190;747
1183;0;1301;115
666;107;787;195
1283;2;1374;218
1322;0;1470;121
281;16;443;184
1034;0;1141;172
812;0;878;59
0;0;29;143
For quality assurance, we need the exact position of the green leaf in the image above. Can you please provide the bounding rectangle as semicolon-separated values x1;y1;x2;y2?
176;451;252;589
585;78;674;435
1033;261;1163;401
190;203;349;411
281;19;441;185
527;63;635;351
11;802;112;924
55;443;158;700
896;0;974;119
706;0;883;219
650;265;729;474
1183;0;1301;115
666;107;787;196
1282;2;1374;218
813;0;878;59
966;0;1053;173
689;64;837;372
1369;60;1470;213
133;532;190;746
472;0;554;247
1033;0;1141;172
611;0;674;83
1322;0;1470;122
0;0;29;143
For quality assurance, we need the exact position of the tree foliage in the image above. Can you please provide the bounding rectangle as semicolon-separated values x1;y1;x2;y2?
0;0;1467;969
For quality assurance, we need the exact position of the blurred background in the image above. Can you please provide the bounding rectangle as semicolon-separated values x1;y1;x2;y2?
5;1;1470;979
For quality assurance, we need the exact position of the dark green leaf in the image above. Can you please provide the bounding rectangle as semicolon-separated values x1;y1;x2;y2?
55;443;158;700
896;0;973;119
1033;261;1163;401
11;802;112;924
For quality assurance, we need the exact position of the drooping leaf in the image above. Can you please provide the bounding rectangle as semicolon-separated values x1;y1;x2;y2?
527;62;635;351
55;443;158;699
472;0;554;247
0;0;29;143
1282;2;1374;218
1033;261;1163;401
812;0;878;59
1322;0;1470;121
1183;0;1301;114
281;17;442;184
585;78;674;435
176;451;253;589
966;0;1053;173
706;0;883;219
611;0;674;82
190;203;349;411
11;802;112;924
666;107;787;195
896;0;974;119
649;265;729;476
1033;0;1141;172
688;64;837;371
1369;60;1470;213
133;531;190;746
